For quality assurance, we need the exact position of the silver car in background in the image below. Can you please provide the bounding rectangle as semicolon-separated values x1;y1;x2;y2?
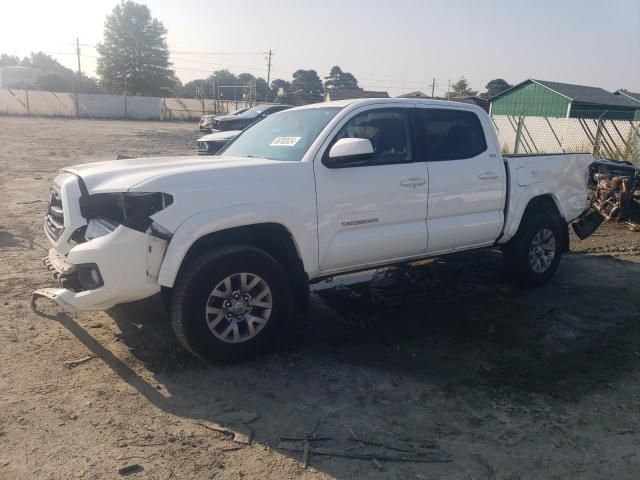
196;129;242;155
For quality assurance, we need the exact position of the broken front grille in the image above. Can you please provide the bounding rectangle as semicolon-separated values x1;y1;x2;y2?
45;187;64;240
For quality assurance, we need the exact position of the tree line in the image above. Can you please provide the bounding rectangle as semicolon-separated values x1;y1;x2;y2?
1;1;512;102
0;52;101;94
183;65;361;105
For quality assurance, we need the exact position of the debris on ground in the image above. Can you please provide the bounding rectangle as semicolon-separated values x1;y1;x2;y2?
117;464;143;476
278;422;450;468
62;356;94;369
196;420;254;445
345;425;383;470
278;444;452;464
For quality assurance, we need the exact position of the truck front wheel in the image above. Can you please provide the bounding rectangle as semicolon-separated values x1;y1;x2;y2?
503;213;563;286
170;246;293;363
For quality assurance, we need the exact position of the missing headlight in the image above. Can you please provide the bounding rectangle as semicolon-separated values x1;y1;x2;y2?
77;263;104;290
80;192;173;232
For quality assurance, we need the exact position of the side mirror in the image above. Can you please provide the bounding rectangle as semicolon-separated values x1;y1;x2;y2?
325;138;373;167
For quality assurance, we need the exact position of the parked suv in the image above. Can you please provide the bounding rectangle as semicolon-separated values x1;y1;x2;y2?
207;104;292;132
199;107;247;132
35;99;597;363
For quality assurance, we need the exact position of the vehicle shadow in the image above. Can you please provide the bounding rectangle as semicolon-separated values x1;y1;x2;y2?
42;250;640;478
0;230;47;251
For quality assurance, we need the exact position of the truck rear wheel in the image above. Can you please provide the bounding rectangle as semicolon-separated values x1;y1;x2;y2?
503;212;563;287
170;245;292;363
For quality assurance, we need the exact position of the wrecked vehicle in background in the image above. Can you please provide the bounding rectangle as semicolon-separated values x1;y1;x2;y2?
588;158;640;229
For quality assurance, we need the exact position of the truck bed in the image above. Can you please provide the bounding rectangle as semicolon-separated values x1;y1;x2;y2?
500;153;594;242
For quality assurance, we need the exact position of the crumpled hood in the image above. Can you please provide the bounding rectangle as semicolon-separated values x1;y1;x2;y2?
63;155;276;193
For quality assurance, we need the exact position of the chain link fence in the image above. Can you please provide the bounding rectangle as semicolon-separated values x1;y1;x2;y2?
491;114;640;165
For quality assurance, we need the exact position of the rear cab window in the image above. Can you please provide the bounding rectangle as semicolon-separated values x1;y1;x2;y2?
413;109;487;161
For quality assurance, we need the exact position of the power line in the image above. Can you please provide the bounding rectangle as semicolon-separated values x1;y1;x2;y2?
77;43;264;56
30;47;458;95
78;41;442;86
74;42;444;87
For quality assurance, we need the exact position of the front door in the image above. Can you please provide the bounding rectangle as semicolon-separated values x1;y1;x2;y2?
314;106;428;272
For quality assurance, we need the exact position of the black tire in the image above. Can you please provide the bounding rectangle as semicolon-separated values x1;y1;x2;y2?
170;245;293;363
503;212;564;287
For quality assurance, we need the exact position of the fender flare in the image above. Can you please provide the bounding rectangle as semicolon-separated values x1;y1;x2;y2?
502;185;566;242
157;203;314;288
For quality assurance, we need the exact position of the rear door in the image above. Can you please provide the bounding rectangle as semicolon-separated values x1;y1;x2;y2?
413;107;506;253
314;105;428;272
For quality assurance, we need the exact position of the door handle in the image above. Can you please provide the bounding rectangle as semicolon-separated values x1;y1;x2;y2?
478;172;498;180
400;177;426;188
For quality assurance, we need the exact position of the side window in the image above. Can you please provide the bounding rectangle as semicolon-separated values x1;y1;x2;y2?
415;109;487;161
332;109;412;165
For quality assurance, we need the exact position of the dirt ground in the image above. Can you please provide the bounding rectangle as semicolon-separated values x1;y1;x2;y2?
1;116;639;480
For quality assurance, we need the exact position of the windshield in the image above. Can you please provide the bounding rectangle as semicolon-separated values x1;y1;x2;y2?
220;107;342;161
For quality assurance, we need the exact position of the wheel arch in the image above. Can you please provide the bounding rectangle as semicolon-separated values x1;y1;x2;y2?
511;194;569;252
161;222;310;312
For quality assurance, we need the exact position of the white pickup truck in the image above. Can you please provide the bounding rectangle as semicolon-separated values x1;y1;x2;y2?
34;98;596;362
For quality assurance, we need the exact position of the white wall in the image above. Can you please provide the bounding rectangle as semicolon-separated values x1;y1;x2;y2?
0;88;259;121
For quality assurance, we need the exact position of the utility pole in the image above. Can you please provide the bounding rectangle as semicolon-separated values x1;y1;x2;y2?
447;79;451;100
251;79;256;106
76;37;82;77
429;77;437;98
75;36;81;118
211;80;218;113
124;76;128;119
25;87;30;115
265;49;272;103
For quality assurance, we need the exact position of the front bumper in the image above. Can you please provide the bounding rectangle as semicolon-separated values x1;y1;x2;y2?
33;226;165;312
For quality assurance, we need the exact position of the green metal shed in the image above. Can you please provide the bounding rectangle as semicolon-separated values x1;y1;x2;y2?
489;79;638;120
615;90;640;121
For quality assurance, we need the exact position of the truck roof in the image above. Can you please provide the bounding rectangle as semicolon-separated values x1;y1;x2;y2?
293;97;488;114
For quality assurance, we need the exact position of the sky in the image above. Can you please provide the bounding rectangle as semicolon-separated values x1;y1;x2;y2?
1;0;639;97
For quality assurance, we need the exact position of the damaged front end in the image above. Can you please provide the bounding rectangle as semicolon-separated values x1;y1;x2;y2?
33;175;174;312
572;159;640;239
589;159;640;226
